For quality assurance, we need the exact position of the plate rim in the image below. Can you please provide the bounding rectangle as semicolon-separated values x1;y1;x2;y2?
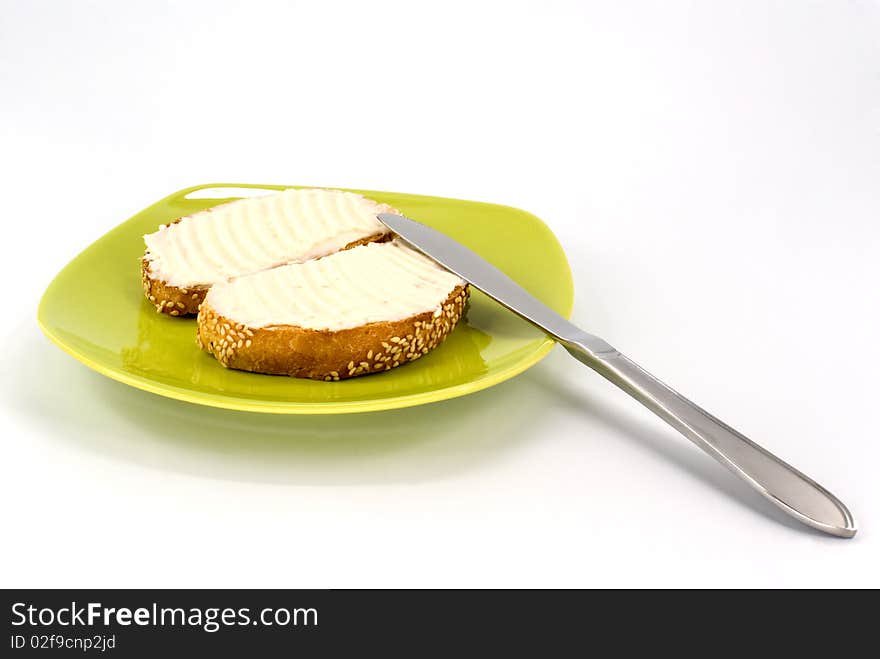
37;182;573;415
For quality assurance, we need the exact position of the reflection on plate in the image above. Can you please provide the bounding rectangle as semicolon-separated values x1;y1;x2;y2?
38;183;573;414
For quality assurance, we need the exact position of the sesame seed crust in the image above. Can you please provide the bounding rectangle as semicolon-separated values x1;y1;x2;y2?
196;285;469;380
141;232;390;317
141;256;208;316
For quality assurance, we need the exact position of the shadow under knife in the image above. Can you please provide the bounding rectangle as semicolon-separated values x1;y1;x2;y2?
528;366;837;537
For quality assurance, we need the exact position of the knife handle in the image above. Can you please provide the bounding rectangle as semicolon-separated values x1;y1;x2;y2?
562;339;857;537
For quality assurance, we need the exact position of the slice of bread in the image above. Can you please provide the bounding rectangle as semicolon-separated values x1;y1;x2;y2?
196;240;469;379
142;188;395;316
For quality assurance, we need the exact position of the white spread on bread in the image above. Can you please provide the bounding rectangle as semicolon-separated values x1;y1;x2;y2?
204;240;466;331
143;188;392;287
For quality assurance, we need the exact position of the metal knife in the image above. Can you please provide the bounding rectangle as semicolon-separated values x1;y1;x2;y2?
378;213;857;538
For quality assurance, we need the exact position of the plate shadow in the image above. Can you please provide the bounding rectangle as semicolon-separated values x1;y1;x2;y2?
11;330;550;486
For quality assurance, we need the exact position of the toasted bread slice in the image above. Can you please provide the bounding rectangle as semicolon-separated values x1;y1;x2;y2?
142;188;395;316
196;241;469;379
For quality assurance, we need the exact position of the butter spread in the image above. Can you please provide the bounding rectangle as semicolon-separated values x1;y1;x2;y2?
205;240;466;331
144;188;391;287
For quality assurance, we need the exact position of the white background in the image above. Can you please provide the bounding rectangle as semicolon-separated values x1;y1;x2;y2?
1;1;878;588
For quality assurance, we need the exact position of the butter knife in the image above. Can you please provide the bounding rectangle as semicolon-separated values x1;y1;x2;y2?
378;213;857;538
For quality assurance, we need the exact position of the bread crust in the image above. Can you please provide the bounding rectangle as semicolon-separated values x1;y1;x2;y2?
141;233;388;316
196;285;469;380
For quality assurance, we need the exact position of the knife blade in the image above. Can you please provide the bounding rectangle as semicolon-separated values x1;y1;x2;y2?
378;212;857;538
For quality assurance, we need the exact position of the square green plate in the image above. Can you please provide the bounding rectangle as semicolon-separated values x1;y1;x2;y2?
37;183;573;414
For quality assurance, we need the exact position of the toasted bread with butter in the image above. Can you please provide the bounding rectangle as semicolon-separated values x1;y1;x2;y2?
141;188;394;316
196;240;469;379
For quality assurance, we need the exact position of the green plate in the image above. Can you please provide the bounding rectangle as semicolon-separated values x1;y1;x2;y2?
37;183;573;414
